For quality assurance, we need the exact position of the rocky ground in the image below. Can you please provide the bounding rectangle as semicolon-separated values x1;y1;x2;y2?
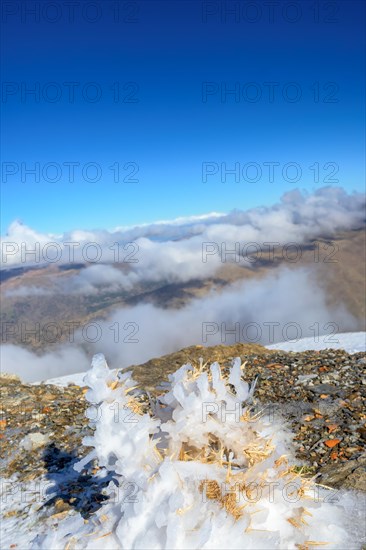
1;344;365;497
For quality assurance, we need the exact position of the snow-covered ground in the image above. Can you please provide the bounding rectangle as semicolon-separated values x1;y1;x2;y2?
267;331;366;354
2;334;365;549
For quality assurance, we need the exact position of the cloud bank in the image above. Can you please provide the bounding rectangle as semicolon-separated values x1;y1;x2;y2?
1;187;365;270
1;267;358;382
0;345;91;383
1;187;365;295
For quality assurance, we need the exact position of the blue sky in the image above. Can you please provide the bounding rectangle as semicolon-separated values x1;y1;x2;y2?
1;0;365;234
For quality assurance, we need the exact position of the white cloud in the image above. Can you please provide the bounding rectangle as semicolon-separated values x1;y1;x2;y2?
81;266;357;370
65;264;139;293
0;344;91;383
1;187;364;275
1;267;358;382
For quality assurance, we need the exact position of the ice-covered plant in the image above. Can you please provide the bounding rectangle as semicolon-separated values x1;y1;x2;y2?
34;354;364;549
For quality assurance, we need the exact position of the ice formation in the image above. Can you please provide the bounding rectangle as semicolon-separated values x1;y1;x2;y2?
8;354;365;549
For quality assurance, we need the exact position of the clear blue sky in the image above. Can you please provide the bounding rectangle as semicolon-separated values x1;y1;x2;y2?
1;0;365;234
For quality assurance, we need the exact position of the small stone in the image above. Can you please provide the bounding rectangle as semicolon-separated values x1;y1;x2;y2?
20;432;49;451
296;374;318;385
344;447;361;454
310;384;339;395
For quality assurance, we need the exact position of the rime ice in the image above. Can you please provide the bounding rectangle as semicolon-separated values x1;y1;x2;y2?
1;353;365;549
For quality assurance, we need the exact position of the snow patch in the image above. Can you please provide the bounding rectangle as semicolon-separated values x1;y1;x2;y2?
267;331;366;353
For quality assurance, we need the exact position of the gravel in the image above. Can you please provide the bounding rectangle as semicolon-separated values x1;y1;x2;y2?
1;344;365;493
